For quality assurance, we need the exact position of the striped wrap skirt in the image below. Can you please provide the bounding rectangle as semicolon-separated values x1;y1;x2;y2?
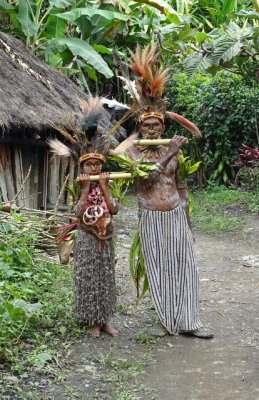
139;207;203;334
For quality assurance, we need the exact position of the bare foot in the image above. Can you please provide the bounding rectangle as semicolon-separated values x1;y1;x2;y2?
101;323;118;337
89;325;101;338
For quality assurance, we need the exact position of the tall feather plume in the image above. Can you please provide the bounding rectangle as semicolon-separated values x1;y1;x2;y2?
73;96;109;155
167;112;202;138
129;44;169;109
129;44;157;79
75;97;105;134
117;76;140;102
124;44;202;138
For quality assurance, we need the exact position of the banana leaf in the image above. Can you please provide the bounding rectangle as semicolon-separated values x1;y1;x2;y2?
129;230;149;300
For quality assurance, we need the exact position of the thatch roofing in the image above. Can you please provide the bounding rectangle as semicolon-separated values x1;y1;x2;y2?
0;31;88;143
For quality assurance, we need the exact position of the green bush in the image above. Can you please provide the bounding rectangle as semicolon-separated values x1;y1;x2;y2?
167;71;259;185
235;166;259;192
0;213;68;362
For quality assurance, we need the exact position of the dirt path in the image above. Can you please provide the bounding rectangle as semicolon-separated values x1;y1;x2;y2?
143;232;259;400
114;206;259;400
6;204;258;399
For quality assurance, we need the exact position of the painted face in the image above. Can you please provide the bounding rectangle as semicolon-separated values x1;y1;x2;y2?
139;117;165;139
82;159;103;175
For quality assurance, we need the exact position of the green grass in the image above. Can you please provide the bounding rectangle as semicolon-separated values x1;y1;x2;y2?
192;186;259;233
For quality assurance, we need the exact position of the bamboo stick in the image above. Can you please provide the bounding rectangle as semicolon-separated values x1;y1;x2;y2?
88;172;132;181
133;138;189;146
133;139;172;146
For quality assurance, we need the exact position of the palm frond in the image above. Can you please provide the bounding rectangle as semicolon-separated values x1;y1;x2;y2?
212;35;242;65
183;53;212;76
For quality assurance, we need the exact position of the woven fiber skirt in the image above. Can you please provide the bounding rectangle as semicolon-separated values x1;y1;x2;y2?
140;207;203;334
74;230;116;326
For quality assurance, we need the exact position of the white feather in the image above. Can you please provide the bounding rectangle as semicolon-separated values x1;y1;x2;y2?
100;97;129;110
48;139;71;157
118;76;140;101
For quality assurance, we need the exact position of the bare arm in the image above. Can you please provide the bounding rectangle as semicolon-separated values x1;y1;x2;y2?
148;136;188;180
99;172;119;215
75;173;90;219
158;135;188;169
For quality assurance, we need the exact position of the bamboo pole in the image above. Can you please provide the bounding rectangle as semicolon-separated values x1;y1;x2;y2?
88;172;132;181
133;139;172;146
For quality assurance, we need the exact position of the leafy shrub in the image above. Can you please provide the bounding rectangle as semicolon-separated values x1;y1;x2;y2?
234;144;259;191
167;71;259;185
235;166;259;191
0;213;61;362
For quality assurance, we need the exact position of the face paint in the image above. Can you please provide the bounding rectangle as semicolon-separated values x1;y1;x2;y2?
82;159;103;175
139;117;165;139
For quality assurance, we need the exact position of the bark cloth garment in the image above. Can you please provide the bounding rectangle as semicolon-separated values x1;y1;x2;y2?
74;184;116;327
139;206;203;334
74;229;116;326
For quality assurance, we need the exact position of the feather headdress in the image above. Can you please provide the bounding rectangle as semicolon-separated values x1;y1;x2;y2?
119;44;201;138
118;44;169;121
48;96;127;164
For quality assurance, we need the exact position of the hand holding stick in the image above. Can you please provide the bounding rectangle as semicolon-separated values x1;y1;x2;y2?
168;135;189;157
77;173;132;182
99;172;110;190
79;173;91;189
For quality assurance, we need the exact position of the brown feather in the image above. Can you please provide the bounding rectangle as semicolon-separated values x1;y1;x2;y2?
128;44;169;109
167;112;202;138
52;123;77;144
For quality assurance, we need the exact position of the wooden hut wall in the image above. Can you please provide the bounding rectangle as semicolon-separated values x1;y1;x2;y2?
0;143;45;208
45;154;77;210
0;144;77;210
0;144;15;203
46;153;77;210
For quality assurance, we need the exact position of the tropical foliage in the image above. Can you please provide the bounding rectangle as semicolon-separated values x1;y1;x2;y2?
234;144;259;190
0;0;181;92
110;153;156;178
170;0;259;81
167;70;259;184
177;154;201;184
1;0;258;90
129;229;147;300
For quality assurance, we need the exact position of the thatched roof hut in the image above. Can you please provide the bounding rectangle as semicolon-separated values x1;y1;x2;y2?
0;31;86;143
0;32;87;209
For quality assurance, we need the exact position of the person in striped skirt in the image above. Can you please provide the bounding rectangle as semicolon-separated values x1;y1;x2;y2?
126;111;214;338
